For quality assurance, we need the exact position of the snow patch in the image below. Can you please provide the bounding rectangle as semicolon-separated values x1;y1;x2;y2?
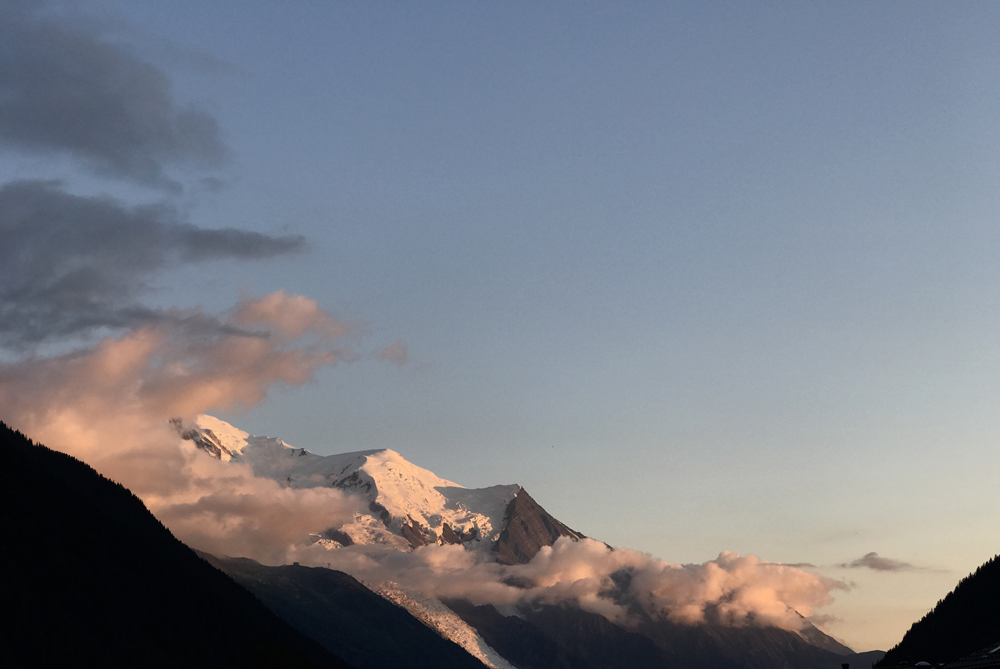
377;582;517;669
194;415;250;459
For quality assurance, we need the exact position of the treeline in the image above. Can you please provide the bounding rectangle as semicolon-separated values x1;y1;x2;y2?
877;554;1000;666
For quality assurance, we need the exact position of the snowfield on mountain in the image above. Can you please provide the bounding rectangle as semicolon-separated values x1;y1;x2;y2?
191;415;526;553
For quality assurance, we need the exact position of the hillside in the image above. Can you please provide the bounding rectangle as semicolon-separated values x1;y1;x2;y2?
0;420;352;669
877;555;1000;666
203;554;490;669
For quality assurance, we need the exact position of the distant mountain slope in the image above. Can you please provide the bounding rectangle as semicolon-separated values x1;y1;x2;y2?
0;420;352;669
443;600;877;669
877;555;1000;667
203;554;490;669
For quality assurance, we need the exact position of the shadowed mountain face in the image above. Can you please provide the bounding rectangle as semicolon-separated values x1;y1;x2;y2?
0;420;352;669
494;487;587;565
442;600;881;669
203;554;488;669
877;555;1000;667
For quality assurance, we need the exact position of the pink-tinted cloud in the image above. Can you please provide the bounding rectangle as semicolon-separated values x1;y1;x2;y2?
231;290;354;341
376;340;408;366
286;538;846;634
0;291;363;562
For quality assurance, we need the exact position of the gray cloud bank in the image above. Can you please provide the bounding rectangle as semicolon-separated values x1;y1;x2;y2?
838;552;915;572
0;0;225;190
0;2;308;350
0;180;304;347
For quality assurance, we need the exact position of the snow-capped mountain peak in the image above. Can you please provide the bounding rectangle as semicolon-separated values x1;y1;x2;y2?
184;415;524;552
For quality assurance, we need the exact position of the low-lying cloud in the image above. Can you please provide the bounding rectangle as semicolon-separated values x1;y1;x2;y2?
279;538;846;635
0;296;847;635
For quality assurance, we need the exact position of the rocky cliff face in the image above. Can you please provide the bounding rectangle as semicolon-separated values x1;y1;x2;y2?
493;487;586;565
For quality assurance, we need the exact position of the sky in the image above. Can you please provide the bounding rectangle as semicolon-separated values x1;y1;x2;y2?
2;0;1000;652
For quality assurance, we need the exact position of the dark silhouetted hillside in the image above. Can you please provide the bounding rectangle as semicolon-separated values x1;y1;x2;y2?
877;555;1000;667
203;554;488;669
0;420;353;669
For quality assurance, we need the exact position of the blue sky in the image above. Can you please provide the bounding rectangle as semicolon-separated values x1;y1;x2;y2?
7;0;1000;650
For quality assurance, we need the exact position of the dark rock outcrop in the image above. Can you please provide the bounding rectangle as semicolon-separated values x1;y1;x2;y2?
493;487;586;565
335;471;375;495
440;522;464;545
401;515;434;548
323;527;355;546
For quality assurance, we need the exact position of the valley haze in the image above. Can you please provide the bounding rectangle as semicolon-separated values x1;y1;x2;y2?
2;0;999;655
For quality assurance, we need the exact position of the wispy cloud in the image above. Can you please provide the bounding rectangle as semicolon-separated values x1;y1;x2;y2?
769;561;816;569
807;613;841;627
376;340;409;366
0;0;226;190
0;180;304;348
0;3;307;350
837;552;916;572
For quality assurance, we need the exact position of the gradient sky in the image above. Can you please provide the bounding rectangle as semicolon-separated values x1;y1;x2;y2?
5;0;1000;651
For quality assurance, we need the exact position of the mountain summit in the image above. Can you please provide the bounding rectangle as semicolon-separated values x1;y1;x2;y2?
183;415;583;563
